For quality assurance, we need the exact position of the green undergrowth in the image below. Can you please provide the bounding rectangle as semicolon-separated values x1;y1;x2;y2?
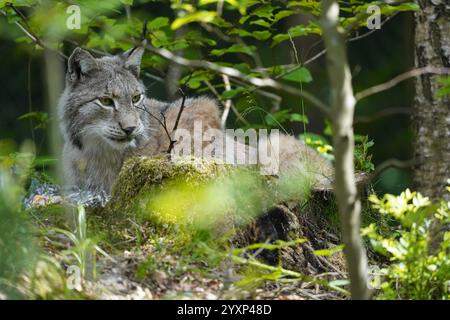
83;156;348;297
2;153;357;299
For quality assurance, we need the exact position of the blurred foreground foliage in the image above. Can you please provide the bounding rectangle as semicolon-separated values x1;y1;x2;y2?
0;141;37;298
364;187;450;299
0;142;83;299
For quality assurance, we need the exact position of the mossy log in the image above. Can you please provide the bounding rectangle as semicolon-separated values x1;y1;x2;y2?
98;156;348;275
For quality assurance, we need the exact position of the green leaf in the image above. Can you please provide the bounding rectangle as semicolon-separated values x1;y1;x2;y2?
182;70;213;89
288;1;321;15
150;30;169;47
171;11;217;30
221;87;246;99
273;10;295;22
210;44;255;56
252;4;279;19
17;112;49;130
314;244;344;256
252;30;271;40
264;109;291;127
149;17;169;30
328;279;350;287
272;23;321;47
282;67;313;83
186;30;217;46
120;0;133;5
249;19;271;28
229;28;252;37
437;76;450;97
290;113;309;124
229;29;271;40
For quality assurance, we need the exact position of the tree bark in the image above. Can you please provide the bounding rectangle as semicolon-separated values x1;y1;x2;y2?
413;0;450;201
320;0;369;299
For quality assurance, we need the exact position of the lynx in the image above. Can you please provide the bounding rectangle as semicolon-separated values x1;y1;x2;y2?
59;47;332;195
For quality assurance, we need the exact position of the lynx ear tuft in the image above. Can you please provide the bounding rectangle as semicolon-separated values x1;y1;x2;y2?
122;45;145;77
67;47;98;81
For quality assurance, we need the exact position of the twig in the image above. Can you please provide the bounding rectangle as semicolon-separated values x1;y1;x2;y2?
230;254;350;296
354;107;412;124
141;19;148;41
303;242;345;276
216;0;224;16
348;12;399;43
288;31;300;66
370;158;417;180
284;12;399;74
135;105;173;148
27;56;35;143
203;80;250;126
355;66;450;101
220;75;232;129
288;31;307;134
142;71;165;83
125;5;132;22
167;88;187;154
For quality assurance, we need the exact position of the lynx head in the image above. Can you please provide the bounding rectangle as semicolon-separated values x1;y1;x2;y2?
60;46;146;151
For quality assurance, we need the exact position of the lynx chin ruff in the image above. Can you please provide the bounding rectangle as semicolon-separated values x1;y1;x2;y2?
59;47;332;195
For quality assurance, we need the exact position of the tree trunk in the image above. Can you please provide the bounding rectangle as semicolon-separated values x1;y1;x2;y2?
320;0;369;299
413;0;450;201
43;49;64;184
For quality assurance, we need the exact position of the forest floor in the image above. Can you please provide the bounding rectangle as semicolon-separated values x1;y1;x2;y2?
19;158;358;300
26;195;350;300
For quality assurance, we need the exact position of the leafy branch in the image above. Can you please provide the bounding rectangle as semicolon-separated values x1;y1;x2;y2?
0;5;67;59
134;40;332;118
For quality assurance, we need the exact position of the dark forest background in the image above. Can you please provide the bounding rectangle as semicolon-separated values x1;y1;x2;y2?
0;4;414;194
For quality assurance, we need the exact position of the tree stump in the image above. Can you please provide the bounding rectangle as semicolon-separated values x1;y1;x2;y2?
99;156;347;275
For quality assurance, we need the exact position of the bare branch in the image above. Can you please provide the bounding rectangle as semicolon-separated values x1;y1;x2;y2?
135;105;172;146
141;19;148;41
167;88;187;154
354;107;412;124
220;75;232;129
348;13;399;42
370;158;417;180
355;66;450;101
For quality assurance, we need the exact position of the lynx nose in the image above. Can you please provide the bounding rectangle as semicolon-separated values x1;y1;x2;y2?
120;125;136;136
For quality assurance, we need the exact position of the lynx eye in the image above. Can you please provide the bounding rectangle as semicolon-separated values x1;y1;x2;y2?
98;97;115;107
132;94;142;104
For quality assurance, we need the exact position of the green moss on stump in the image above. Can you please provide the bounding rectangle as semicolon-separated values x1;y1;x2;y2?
107;156;229;215
94;156;237;245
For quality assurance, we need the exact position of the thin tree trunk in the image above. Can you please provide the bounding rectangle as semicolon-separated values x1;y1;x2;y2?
43;50;64;184
320;0;369;299
165;26;186;99
413;0;450;201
